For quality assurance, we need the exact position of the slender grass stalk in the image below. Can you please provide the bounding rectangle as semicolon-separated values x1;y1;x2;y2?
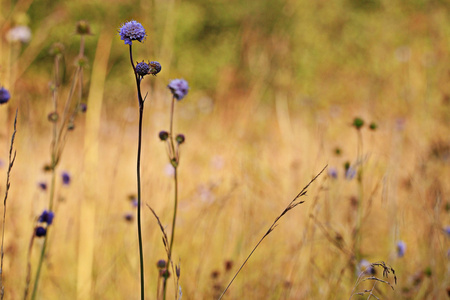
30;31;87;300
218;165;327;300
0;110;18;299
163;95;179;300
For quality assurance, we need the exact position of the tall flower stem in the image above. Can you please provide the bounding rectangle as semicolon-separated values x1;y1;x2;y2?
163;96;178;300
129;44;145;300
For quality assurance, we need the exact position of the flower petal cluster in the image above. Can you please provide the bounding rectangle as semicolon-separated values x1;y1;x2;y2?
119;20;146;45
168;79;189;101
149;61;162;76
0;87;11;104
38;210;55;225
136;61;150;77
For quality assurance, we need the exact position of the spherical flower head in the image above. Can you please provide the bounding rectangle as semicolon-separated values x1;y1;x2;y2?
76;20;92;35
176;134;185;145
135;61;150;77
35;226;47;237
328;167;338;179
396;240;406;257
38;210;54;225
149;61;161;76
156;259;166;269
159;131;169;141
0;87;11;104
168;79;189;101
61;171;71;185
119;20;146;45
353;117;364;130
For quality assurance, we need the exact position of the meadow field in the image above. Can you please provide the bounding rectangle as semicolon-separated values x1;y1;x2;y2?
0;0;449;299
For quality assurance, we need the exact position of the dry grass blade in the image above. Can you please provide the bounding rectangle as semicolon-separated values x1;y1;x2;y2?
0;110;18;300
349;261;397;300
218;165;327;300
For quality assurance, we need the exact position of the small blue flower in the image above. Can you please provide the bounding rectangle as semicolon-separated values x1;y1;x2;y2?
397;240;406;257
119;20;146;45
328;167;338;179
61;171;71;185
149;61;161;76
444;226;450;237
38;210;54;225
0;87;11;104
135;61;150;77
35;226;47;237
38;182;47;191
168;79;189;101
358;259;375;275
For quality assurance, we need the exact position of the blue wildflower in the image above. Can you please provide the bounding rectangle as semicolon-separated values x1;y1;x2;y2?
135;61;150;77
119;20;146;45
0;87;11;104
358;259;375;275
61;171;71;185
444;226;450;237
168;79;189;101
35;226;47;237
38;210;54;225
397;240;406;257
38;182;47;191
328;167;338;179
149;61;161;76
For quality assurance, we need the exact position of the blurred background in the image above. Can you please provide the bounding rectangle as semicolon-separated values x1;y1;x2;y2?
0;0;449;299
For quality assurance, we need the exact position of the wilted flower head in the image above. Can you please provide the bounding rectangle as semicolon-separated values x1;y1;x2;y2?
119;20;146;45
135;61;150;77
61;171;71;185
35;226;47;237
7;25;32;43
38;210;54;225
397;240;406;257
76;20;92;35
0;87;11;104
148;61;161;76
168;79;189;101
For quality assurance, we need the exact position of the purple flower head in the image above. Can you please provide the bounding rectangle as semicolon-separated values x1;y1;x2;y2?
0;87;11;104
444;226;450;237
61;171;71;185
328;167;338;179
79;103;87;113
124;213;133;222
397;240;406;257
38;210;54;225
358;259;375;275
38;182;47;191
149;61;161;76
35;226;47;237
135;61;150;77
168;79;189;101
119;20;146;45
